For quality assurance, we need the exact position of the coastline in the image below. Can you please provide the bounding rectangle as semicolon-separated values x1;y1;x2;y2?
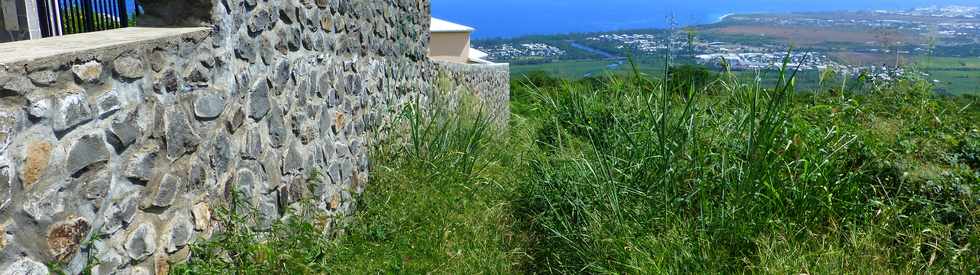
716;13;736;22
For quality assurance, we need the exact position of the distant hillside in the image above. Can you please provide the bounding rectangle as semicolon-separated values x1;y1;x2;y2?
474;8;980;95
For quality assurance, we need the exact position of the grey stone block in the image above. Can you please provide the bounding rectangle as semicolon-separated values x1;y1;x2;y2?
248;7;273;33
164;213;194;253
147;173;181;208
258;152;280;194
77;168;110;202
283;141;304;175
225;105;246;133
0;75;36;96
155;68;179;94
268;105;287;148
194;94;225;119
53;87;94;133
210;134;233;176
149;50;169;72
242;128;263;160
272;59;291;89
113;56;145;80
258;35;276;66
1;257;48;275
233;167;256;203
254;194;279;230
24;90;52;119
248;80;270;120
103;191;139;234
123;143;159;183
0;166;8;212
91;244;126;275
124;223;156;261
96;90;121;116
27;70;57;87
107;110;140;150
66;134;109;176
164;108;201;159
188;156;207;188
23;188;64;223
235;32;257;62
184;63;211;86
326;161;340;185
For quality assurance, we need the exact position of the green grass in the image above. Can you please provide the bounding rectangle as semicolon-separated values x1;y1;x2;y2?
175;58;979;274
312;90;527;273
511;59;628;78
512;66;978;273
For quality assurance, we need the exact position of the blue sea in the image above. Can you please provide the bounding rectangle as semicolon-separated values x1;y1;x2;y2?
432;0;980;38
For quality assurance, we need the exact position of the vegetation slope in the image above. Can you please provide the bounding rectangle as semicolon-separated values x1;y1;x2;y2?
174;60;978;274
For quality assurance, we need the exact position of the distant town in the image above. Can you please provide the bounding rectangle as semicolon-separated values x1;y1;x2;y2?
880;5;980;18
477;43;566;60
473;5;980;92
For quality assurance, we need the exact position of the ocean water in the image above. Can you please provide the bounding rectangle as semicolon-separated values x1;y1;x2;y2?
432;0;980;38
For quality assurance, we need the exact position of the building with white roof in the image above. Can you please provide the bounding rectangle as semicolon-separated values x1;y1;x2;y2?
429;17;493;64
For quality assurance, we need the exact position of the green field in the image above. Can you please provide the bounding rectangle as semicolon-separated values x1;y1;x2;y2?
513;59;827;91
910;56;980;95
927;70;980;95
511;59;628;78
513;57;980;95
914;56;980;70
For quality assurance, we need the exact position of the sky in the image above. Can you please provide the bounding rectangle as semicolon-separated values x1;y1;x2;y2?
431;0;980;38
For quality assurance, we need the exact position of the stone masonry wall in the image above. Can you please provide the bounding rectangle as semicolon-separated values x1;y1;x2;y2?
433;61;510;129
0;0;509;274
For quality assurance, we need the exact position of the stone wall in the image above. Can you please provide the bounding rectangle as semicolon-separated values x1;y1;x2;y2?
0;0;509;274
433;61;510;129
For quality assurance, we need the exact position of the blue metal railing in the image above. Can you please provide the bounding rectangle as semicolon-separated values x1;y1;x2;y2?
35;0;136;37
